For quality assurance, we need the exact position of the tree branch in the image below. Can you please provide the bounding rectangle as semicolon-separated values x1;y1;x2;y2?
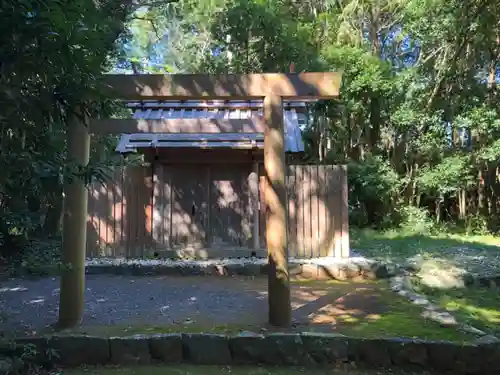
130;16;162;40
425;0;495;111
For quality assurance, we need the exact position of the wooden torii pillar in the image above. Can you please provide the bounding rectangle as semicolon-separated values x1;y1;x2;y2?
58;72;342;329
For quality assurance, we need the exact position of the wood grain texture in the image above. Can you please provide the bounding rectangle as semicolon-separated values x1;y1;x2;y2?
102;72;342;100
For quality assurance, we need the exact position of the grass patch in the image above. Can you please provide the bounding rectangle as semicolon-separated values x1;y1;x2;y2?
352;228;500;337
62;364;436;375
351;228;500;278
351;228;500;261
414;284;500;336
332;287;473;342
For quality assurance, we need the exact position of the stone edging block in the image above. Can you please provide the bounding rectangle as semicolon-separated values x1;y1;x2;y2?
83;260;395;281
3;332;499;374
390;274;500;344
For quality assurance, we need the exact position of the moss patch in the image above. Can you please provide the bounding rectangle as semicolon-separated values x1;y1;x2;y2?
334;288;472;342
415;284;500;336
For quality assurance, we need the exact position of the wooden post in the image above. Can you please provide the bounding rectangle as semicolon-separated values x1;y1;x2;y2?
58;111;90;329
264;94;291;327
85;71;343;328
250;160;260;251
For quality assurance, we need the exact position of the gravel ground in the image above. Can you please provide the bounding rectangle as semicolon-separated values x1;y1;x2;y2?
3;245;497;338
437;246;500;276
0;255;380;337
355;246;500;277
0;274;382;337
0;275;272;336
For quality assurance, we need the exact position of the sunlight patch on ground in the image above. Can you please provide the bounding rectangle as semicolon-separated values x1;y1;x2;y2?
417;285;500;336
444;300;500;325
55;283;475;343
352;228;500;286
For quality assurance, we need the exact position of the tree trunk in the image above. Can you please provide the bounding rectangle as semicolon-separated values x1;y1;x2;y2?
368;95;381;152
435;197;442;224
478;168;487;215
458;189;466;220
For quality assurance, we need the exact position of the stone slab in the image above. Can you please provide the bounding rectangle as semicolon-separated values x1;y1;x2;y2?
51;335;110;366
300;332;348;364
10;332;499;372
149;333;183;363
109;335;151;364
83;258;393;281
182;333;231;365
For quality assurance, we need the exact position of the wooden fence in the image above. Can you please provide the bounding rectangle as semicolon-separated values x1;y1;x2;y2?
86;164;349;259
286;165;349;258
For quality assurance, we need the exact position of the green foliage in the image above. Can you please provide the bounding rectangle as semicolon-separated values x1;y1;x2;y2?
463;214;491;236
417;154;475;196
398;205;435;235
118;0;500;234
208;0;320;73
2;0;500;270
0;0;131;262
124;0;499;234
0;338;58;373
323;46;394;96
9;238;63;276
348;156;401;228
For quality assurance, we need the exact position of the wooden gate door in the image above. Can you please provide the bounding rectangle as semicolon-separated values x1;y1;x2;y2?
210;165;252;248
171;165;209;248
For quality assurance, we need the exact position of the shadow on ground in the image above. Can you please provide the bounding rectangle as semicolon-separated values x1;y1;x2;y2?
415;283;500;337
352;229;500;338
0;275;473;342
352;229;499;259
352;229;500;277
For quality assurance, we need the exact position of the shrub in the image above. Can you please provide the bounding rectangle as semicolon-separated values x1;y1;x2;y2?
348;155;401;228
398;205;435;235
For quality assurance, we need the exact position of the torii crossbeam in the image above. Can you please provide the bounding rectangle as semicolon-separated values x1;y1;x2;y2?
58;72;342;329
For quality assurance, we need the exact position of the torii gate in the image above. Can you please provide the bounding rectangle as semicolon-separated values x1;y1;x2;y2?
58;72;342;329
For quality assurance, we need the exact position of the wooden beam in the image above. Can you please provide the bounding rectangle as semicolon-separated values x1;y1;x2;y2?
89;118;266;134
264;93;291;327
126;100;310;111
147;148;262;164
102;72;342;100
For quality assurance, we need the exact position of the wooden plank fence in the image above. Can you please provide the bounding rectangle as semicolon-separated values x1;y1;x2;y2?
285;165;349;258
86;164;349;258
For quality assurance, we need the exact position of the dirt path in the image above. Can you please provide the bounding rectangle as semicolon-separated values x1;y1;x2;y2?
0;276;383;336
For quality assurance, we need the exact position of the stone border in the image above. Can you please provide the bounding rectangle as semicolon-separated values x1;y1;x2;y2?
4;257;396;281
87;256;500;288
1;332;499;374
390;274;500;345
470;274;500;288
82;257;396;281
